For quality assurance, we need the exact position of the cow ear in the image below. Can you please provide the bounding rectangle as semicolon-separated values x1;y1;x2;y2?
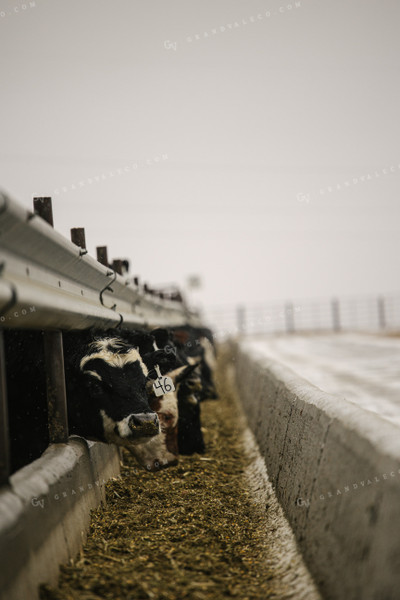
143;349;177;373
133;332;154;354
151;328;170;349
146;368;158;381
167;363;201;384
174;362;201;384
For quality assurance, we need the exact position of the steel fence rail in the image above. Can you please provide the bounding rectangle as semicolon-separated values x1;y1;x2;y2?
204;294;400;337
0;192;199;330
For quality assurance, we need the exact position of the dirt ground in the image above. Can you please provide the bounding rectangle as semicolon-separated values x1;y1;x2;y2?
39;350;308;600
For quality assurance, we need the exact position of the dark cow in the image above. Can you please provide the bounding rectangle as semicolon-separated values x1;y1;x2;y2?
170;326;218;401
176;366;205;455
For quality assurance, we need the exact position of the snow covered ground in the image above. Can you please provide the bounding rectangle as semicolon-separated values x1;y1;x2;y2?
241;333;400;428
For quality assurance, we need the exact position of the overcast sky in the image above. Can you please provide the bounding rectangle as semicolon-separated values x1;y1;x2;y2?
1;0;399;312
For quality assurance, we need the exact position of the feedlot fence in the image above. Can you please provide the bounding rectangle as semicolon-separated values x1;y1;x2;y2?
0;190;199;486
205;294;400;338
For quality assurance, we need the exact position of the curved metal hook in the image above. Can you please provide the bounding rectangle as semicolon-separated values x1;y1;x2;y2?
98;271;124;328
115;312;124;328
99;271;117;307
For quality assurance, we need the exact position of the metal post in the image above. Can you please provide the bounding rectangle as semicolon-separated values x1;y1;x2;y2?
96;246;109;267
377;296;386;329
70;227;87;251
237;305;246;335
112;259;123;275
331;298;341;332
284;302;295;333
33;197;54;226
43;332;69;443
33;197;69;444
0;330;10;485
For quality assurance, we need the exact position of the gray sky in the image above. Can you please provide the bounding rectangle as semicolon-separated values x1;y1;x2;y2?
1;0;399;311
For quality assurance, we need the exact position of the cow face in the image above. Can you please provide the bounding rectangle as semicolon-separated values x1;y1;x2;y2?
128;365;191;471
75;339;160;445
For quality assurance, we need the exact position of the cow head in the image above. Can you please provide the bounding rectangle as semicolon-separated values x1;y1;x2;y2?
74;338;160;445
128;364;193;471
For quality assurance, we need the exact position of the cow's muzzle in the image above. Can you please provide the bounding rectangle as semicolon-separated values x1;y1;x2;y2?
128;413;160;438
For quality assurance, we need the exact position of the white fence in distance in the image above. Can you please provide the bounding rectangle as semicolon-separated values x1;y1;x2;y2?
203;294;400;338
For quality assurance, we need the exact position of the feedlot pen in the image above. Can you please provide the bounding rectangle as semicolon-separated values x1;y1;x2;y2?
41;350;320;600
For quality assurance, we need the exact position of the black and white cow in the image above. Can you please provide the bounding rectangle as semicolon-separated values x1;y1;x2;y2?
4;329;176;471
4;324;217;474
63;333;164;446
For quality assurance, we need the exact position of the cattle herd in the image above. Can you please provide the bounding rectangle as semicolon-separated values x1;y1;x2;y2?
4;325;217;473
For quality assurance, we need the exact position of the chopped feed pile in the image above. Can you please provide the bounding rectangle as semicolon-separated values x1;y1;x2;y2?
40;349;318;600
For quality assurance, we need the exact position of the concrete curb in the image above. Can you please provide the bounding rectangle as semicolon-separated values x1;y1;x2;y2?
0;437;120;600
234;340;400;600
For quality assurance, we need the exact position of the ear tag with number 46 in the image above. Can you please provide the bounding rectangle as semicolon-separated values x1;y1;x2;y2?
152;364;175;397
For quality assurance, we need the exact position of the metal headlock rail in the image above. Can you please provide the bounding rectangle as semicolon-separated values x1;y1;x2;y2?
0;191;200;486
0;192;198;330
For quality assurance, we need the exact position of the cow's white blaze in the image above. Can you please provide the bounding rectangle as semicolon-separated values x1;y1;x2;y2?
80;339;148;376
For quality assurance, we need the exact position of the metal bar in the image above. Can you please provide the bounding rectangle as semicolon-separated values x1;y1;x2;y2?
331;298;341;332
33;197;54;227
0;330;10;485
43;331;69;444
33;197;69;444
71;227;87;250
112;259;123;275
237;305;246;335
96;246;109;267
0;193;197;330
378;296;386;329
284;302;295;333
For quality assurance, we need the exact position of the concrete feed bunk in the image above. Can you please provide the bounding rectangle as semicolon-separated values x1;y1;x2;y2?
234;339;400;600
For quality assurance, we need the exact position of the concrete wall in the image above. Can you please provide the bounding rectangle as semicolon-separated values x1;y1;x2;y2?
234;340;400;600
0;437;120;600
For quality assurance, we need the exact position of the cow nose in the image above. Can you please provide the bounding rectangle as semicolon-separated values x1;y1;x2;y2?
129;413;160;437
